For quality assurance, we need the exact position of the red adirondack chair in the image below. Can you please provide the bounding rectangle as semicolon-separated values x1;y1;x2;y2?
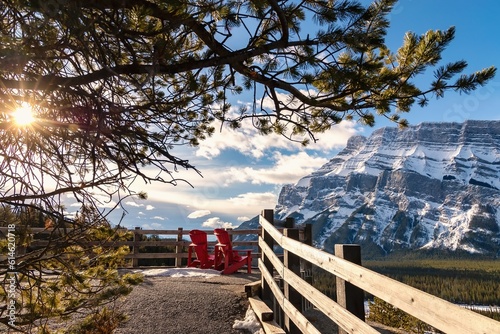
214;228;252;275
187;229;217;269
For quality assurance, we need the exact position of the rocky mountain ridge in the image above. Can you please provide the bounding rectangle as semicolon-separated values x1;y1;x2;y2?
240;120;500;258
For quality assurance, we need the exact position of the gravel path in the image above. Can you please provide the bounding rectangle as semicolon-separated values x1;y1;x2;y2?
1;269;402;334
114;271;261;334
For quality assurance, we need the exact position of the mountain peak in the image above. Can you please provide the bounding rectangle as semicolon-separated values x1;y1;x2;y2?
275;120;500;257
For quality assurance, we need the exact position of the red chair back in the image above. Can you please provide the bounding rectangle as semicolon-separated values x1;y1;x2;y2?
189;230;212;267
214;228;236;261
214;228;252;274
189;229;208;245
214;228;231;246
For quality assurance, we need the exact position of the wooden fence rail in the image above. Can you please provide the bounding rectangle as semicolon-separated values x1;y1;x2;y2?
258;209;500;334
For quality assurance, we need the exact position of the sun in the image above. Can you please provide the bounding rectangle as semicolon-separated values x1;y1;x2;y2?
12;104;36;126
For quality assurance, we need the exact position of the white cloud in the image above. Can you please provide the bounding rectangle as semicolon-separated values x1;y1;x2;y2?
126;201;144;207
88;192;119;209
195;101;359;159
141;222;163;229
228;192;277;208
202;217;237;229
99;201;118;209
124;101;357;225
188;209;211;219
150;216;165;221
219;151;328;186
138;187;277;223
138;150;328;194
308;123;362;151
145;205;155;211
237;216;251;222
195;127;262;159
64;210;77;219
127;151;320;223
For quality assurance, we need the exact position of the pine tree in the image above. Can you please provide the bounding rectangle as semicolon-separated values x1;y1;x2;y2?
368;297;433;334
0;206;142;332
0;0;496;329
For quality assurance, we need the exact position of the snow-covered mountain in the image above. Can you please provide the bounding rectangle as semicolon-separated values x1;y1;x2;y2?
245;120;500;257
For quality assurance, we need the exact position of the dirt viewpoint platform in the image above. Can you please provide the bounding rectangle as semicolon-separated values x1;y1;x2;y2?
114;270;261;334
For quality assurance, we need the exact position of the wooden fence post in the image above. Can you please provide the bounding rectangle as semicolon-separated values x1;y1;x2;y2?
302;223;313;271
300;223;314;312
132;227;141;268
175;227;183;268
284;226;301;334
335;244;365;334
260;209;275;303
284;217;295;228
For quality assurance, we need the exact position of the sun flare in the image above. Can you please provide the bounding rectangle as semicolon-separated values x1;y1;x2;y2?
12;104;36;126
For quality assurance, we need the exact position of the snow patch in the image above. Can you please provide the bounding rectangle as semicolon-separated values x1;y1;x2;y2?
233;306;264;334
134;267;221;278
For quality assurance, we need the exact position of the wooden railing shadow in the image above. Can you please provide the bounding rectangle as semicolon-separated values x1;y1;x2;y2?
254;209;500;334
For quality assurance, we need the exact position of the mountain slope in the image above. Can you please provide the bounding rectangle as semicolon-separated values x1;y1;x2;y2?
274;120;500;257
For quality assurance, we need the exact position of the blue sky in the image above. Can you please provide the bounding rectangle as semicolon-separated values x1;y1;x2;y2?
105;1;500;231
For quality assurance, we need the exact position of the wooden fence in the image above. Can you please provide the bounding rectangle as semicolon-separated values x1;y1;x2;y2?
256;209;500;334
124;227;261;267
0;226;261;267
3;214;500;333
